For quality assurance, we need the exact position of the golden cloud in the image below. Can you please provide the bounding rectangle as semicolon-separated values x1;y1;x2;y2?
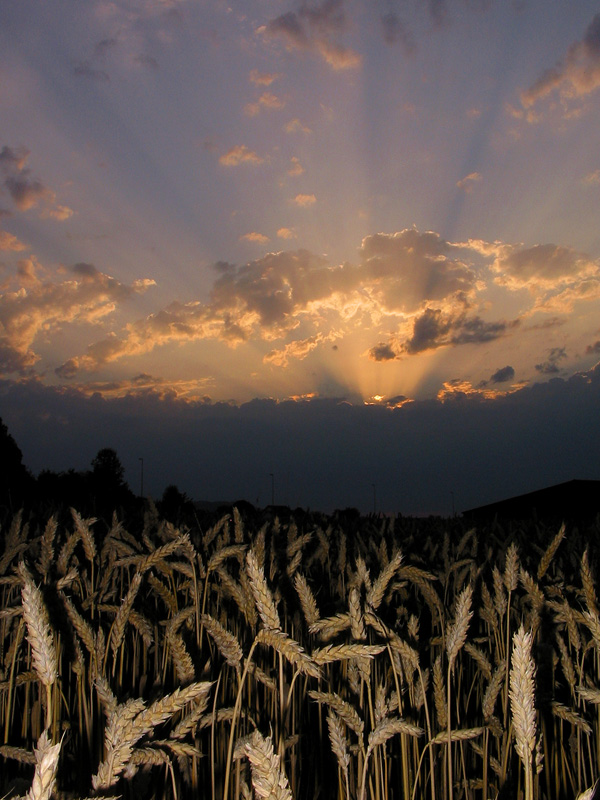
293;193;316;207
219;145;264;166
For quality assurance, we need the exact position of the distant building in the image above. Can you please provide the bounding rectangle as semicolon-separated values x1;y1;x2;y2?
462;479;600;522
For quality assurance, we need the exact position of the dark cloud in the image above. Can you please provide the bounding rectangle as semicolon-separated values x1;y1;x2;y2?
72;61;111;82
94;38;118;59
535;347;567;375
267;11;310;49
0;143;72;217
3;362;600;515
380;12;415;51
490;365;515;384
428;0;448;27
404;308;452;354
586;340;600;354
368;342;397;361
521;13;600;108
134;54;159;70
403;309;511;354
451;316;510;345
72;262;99;278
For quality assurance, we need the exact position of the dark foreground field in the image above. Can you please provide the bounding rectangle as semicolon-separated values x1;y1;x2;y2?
1;504;599;800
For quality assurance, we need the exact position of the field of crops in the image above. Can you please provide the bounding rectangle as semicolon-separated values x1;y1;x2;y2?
1;505;599;800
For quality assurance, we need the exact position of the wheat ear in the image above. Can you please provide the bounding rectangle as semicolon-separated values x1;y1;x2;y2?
509;625;537;800
26;730;61;800
246;548;281;630
244;729;293;800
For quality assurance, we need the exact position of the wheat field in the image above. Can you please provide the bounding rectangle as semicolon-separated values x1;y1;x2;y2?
0;504;599;800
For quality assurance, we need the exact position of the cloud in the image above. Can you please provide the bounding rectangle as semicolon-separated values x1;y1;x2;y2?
456;172;482;192
490;365;515;384
380;12;415;52
50;227;600;381
489;242;599;294
0;263;155;376
8;362;600;514
277;228;297;239
134;54;159;70
359;229;478;312
368;342;397;362
288;157;304;176
249;69;279;86
403;309;512;355
586;340;600;354
263;332;339;367
241;232;270;244
261;0;362;71
285;119;312;135
245;92;285;116
219;145;264;166
293;193;317;207
521;13;600;109
54;228;488;375
72;61;111;82
535;347;567;375
0;229;26;252
582;169;600;186
0;145;74;218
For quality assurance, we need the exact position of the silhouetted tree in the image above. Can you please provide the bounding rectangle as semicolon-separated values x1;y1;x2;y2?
89;447;134;517
0;416;33;515
158;484;194;523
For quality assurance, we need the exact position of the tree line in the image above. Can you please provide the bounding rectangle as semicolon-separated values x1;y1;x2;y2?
0;416;194;525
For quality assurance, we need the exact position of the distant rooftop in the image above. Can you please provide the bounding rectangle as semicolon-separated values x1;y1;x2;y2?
462;479;600;522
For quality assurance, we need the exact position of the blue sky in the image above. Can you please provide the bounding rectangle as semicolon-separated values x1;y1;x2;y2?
1;1;600;512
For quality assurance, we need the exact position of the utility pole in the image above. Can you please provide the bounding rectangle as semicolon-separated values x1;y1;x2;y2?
372;483;376;515
139;457;144;497
269;473;275;506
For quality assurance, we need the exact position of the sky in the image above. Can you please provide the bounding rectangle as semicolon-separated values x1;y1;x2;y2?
1;0;600;515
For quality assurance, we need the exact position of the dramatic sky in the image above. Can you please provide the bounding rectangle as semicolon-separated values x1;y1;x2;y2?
2;0;600;514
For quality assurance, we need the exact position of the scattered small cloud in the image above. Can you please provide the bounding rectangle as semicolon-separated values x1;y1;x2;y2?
134;54;159;70
245;92;285;116
72;61;110;82
284;118;312;135
582;169;600;186
293;193;316;207
535;346;567;374
277;228;296;239
456;172;482;192
288;157;304;176
241;232;270;244
489;365;515;383
368;342;397;362
219;145;264;166
249;69;279;86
